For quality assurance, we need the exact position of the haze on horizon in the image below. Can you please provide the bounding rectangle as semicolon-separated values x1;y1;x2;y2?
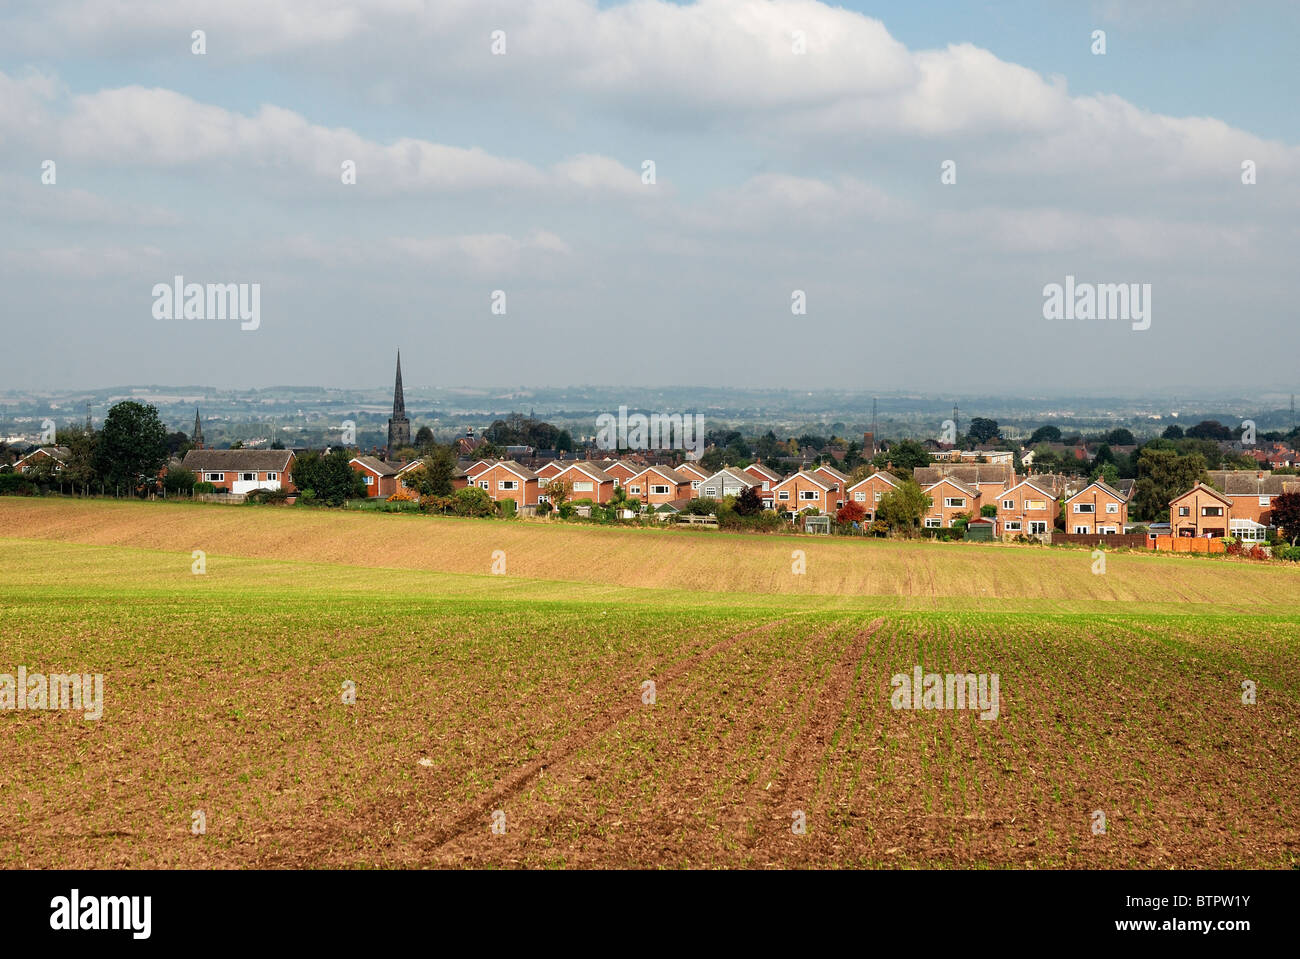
1;0;1296;395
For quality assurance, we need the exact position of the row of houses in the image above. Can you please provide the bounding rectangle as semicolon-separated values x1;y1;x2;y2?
14;443;1296;540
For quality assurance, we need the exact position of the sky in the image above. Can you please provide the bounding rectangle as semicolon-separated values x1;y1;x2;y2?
1;0;1297;394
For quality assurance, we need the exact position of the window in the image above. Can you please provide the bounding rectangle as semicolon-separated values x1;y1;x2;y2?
1260;496;1271;506
1004;521;1022;532
573;481;593;492
800;490;818;501
1105;502;1118;513
874;492;883;502
691;481;701;490
1025;499;1046;511
1029;521;1047;534
651;484;669;495
704;486;717;497
944;497;966;508
854;492;866;502
205;472;224;482
924;517;941;528
1098;526;1117;535
267;472;277;481
629;486;641;495
1002;499;1014;510
478;480;489;490
1074;525;1090;534
778;490;790;501
241;472;256;482
363;475;374;486
1202;506;1223;517
499;480;518;491
1073;503;1094;513
1178;506;1190;516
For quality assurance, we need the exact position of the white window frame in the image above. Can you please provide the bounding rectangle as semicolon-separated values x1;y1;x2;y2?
1259;496;1271;506
854;491;866;502
499;480;518;491
478;480;490;490
1073;503;1095;513
1202;506;1223;517
1105;502;1118;513
267;472;278;481
1004;520;1022;532
572;481;594;493
924;517;942;529
1002;499;1014;510
205;472;224;482
799;490;818;501
1178;506;1190;516
1074;525;1090;534
944;497;965;508
650;484;669;495
1029;521;1047;534
778;490;790;501
1098;526;1117;535
363;475;374;486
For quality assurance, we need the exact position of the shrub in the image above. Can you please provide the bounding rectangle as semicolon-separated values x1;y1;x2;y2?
1274;544;1300;562
387;487;418;503
536;500;553;517
245;488;289;505
0;474;38;496
452;486;494;517
498;497;517;518
558;503;576;519
192;481;216;494
296;489;318;506
163;467;197;494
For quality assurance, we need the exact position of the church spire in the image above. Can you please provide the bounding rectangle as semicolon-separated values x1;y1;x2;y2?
387;351;411;455
193;409;205;450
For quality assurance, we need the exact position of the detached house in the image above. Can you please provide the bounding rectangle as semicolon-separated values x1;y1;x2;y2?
1169;483;1233;539
1170;472;1296;541
350;456;399;498
676;462;710;494
811;464;849;511
921;478;980;529
845;471;902;521
471;460;540;507
996;479;1058;538
697;468;756;500
13;446;71;474
772;470;836;514
181;449;296;495
1064;481;1128;534
601;460;642;488
626;465;693;506
551;462;616;504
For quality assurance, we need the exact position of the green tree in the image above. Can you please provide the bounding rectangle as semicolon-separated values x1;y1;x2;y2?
1029;425;1062;444
1162;424;1184;439
875;479;930;536
95;401;168;493
289;449;366;506
414;425;435;446
1186;420;1232;441
403;445;455;496
1105;428;1136;446
164;467;197;494
452;485;494;517
1091;462;1121;486
967;417;1000;445
734;485;763;516
58;424;100;494
871;438;930;476
1133;448;1209;522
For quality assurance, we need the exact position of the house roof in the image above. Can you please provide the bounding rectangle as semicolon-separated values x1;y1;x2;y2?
182;449;295;472
556;462;614;483
924;477;979;498
1068;480;1129;503
1001;478;1059;501
813;464;848;482
351;455;398;476
846;470;900;493
487;460;538;481
773;470;832;492
676;462;711;479
1169;482;1232;506
15;446;71;466
699;468;757;489
744;462;782;482
631;464;688;484
913;464;1015;488
1206;470;1291;496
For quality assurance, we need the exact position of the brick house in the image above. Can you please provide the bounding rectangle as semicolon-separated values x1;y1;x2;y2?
844;470;902;521
627;465;693;506
181;449;296;494
469;460;540;507
1064;481;1129;534
914;464;1015;509
551;462;616;504
697;468;757;500
676;462;710;494
921;478;980;529
601;460;641;488
12;446;71;474
350;456;399;498
772;470;836;514
1169;483;1233;539
534;461;565;483
995;479;1058;538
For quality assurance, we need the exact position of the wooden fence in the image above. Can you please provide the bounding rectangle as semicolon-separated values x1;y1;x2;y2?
1153;535;1226;554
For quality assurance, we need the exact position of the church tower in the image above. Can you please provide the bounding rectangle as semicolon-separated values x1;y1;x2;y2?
387;351;411;455
192;409;205;450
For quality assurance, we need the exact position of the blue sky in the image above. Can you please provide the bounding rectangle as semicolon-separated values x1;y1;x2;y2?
1;0;1296;394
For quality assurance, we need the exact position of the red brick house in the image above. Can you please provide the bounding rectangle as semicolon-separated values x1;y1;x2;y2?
470;460;540;507
772;471;836;515
350;456;399;498
1064;481;1128;535
12;446;70;474
1169;483;1233;539
182;449;297;494
921;478;979;529
996;479;1057;538
551;462;616;504
844;470;902;522
626;465;693;506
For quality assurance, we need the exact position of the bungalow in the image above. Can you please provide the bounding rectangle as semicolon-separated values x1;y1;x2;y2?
1169;483;1233;539
12;446;71;474
350;456;399;498
1064;481;1129;535
995;479;1058;538
551;462;616;504
844;470;902;521
921;478;980;529
697;468;756;501
772;470;836;515
470;460;540;507
627;465;693;507
181;449;296;494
